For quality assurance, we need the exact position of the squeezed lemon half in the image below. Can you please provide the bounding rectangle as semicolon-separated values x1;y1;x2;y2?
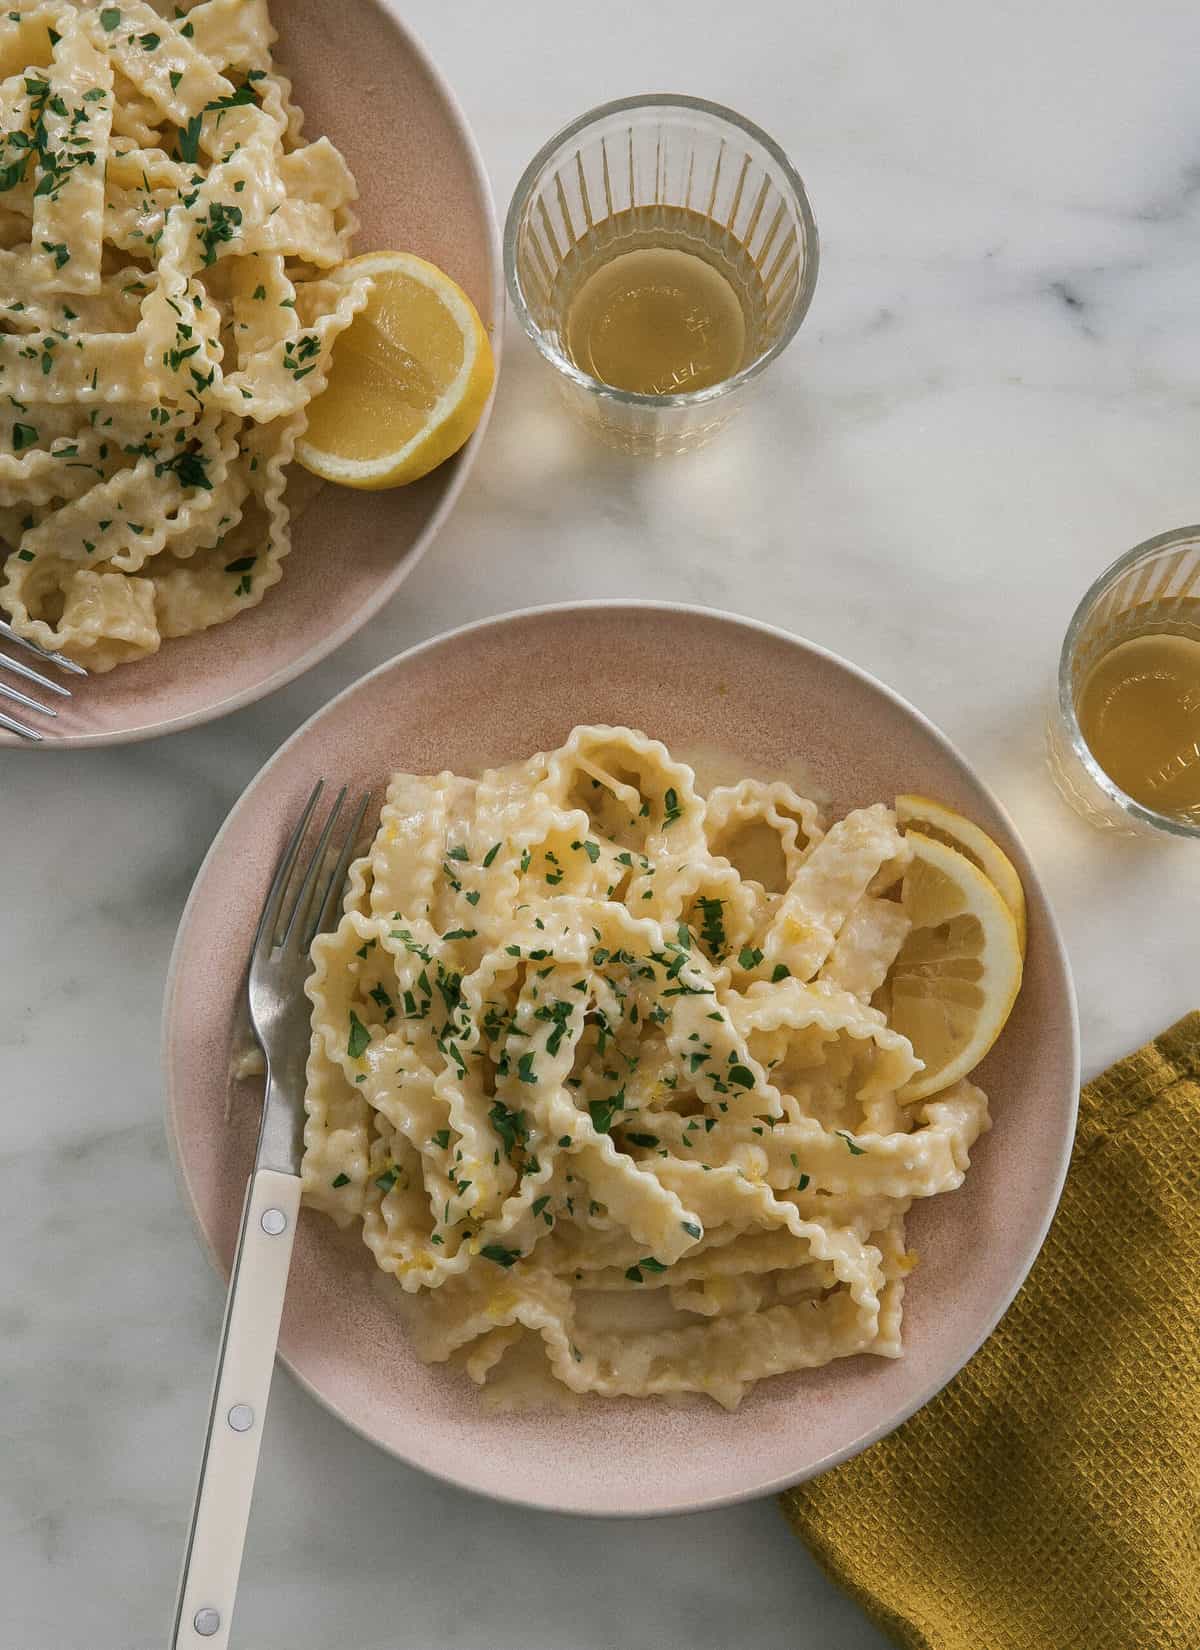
297;251;495;489
895;793;1027;956
890;829;1024;1103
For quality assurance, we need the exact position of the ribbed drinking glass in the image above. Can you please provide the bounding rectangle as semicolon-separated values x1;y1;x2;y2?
1047;525;1200;838
505;94;819;454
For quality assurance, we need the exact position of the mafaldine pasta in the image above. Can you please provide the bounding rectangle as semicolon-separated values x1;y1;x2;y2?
0;0;367;669
303;727;990;1410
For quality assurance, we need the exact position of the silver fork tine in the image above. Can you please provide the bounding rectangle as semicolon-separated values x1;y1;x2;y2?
250;780;324;966
0;617;87;676
0;705;45;742
0;649;72;697
305;790;371;949
281;786;347;949
0;677;60;718
0;618;88;739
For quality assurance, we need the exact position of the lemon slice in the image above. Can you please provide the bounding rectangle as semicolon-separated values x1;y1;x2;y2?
890;831;1024;1102
895;793;1027;956
297;252;495;489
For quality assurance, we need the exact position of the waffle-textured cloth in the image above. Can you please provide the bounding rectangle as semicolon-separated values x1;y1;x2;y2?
781;1012;1200;1650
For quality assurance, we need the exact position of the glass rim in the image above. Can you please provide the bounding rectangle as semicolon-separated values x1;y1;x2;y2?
1057;522;1200;840
503;92;820;411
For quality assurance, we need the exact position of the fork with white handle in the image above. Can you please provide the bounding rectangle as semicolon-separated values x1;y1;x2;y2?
0;618;87;740
172;780;370;1650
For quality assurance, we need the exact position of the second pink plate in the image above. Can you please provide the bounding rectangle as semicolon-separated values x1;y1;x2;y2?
12;0;500;748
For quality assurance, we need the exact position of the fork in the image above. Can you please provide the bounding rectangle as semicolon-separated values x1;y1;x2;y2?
171;779;370;1650
0;618;87;741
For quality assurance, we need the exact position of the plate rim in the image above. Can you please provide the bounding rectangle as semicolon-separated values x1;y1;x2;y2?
11;2;504;752
162;598;1081;1516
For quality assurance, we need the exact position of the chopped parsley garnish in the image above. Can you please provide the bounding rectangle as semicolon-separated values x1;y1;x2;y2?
738;946;764;970
331;1173;350;1188
138;30;160;48
11;422;38;452
99;7;121;28
224;553;255;595
797;1173;811;1191
390;928;431;961
169;70;183;92
346;1010;370;1059
177;113;203;163
431;1129;451;1149
481;1244;520;1268
281;331;320;379
482;841;502;867
696;896;726;957
374;1167;398;1193
727;1064;755;1089
204;82;258;113
534;997;573;1055
442;928;476;941
446;844;469;862
681;1220;702;1239
489;1100;528;1158
662;788;682;825
587;1091;624;1134
197;200;242;266
771;963;791;982
624;1132;659;1148
157;447;212;490
367;983;395;1021
835;1130;866;1155
531;1195;550;1218
516;1051;537;1084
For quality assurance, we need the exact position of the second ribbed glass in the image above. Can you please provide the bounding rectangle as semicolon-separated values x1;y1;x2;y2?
505;95;819;455
1047;526;1200;838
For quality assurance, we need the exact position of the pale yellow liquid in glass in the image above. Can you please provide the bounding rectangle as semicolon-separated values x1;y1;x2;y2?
1076;631;1200;818
555;206;764;396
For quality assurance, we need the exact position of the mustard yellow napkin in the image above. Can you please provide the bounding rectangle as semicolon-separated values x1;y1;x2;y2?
781;1012;1200;1650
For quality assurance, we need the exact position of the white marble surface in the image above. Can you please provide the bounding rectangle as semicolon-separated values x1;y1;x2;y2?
5;0;1200;1645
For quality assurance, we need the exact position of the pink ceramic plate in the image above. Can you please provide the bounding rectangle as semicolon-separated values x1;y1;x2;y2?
7;0;501;750
164;603;1079;1516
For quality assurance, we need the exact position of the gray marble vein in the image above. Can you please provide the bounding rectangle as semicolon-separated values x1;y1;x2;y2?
4;0;1200;1644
